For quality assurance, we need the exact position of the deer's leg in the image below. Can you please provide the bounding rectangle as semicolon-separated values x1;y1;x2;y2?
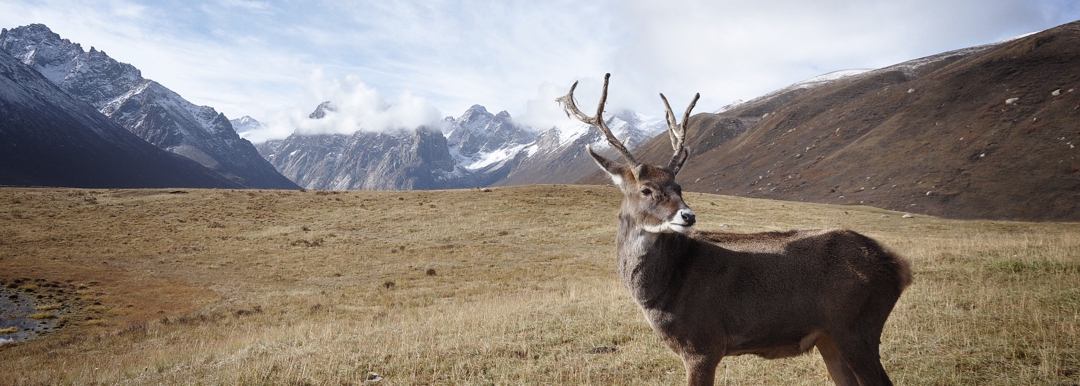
681;354;721;386
815;335;858;386
834;336;893;386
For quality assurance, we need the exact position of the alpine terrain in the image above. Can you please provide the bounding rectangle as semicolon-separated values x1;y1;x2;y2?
0;48;242;188
0;24;299;189
607;20;1080;221
254;103;666;190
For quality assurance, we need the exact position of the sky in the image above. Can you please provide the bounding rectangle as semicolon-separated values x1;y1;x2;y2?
2;0;1078;142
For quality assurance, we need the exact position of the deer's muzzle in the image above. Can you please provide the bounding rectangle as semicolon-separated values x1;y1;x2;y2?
669;208;696;233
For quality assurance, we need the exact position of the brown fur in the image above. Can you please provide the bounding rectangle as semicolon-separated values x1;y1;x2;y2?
561;75;911;385
609;167;912;386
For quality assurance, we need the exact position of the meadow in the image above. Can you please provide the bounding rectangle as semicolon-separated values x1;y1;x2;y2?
0;185;1077;385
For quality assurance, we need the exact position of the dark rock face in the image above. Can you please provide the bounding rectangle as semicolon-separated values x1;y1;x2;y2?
258;126;460;190
309;101;335;119
447;105;536;157
0;49;241;189
0;24;298;189
256;101;669;190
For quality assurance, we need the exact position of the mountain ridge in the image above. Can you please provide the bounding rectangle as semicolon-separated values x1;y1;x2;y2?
253;103;666;190
600;20;1080;221
0;48;242;189
0;24;298;189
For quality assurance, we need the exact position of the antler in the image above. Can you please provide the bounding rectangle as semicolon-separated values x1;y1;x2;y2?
660;92;700;174
556;73;639;166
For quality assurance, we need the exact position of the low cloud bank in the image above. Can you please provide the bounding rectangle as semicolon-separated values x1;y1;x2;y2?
245;73;442;143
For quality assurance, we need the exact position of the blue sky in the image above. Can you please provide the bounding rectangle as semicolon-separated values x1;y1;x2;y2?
2;0;1078;141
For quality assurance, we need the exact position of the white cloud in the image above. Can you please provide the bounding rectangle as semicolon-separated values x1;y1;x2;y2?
244;71;443;143
0;0;311;119
217;0;271;12
2;0;1077;130
516;76;648;132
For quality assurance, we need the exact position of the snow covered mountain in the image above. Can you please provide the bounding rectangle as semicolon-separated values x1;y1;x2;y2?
257;126;458;190
0;24;298;189
254;102;666;190
445;105;536;164
256;103;477;190
496;109;667;186
0;49;241;188
230;116;261;137
440;105;537;185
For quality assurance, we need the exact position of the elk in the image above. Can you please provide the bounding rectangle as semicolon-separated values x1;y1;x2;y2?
558;74;912;386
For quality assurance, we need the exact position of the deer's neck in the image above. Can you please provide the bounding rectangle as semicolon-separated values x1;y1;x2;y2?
616;213;692;309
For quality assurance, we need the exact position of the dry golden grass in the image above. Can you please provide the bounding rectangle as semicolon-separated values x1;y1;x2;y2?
0;185;1077;385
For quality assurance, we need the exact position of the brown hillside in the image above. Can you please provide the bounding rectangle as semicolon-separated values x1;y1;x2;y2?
591;20;1080;221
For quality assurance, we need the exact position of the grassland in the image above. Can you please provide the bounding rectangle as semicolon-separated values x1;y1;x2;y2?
0;185;1077;385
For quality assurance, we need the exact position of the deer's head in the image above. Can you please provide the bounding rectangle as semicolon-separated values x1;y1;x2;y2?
558;73;700;234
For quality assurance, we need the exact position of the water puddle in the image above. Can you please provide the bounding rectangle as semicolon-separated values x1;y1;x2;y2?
1;279;90;345
0;290;63;343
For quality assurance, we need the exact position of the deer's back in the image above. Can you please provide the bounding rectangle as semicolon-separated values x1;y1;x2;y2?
651;228;912;358
691;229;908;282
674;228;911;320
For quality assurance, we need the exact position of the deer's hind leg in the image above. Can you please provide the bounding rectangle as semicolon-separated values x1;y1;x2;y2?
815;335;858;386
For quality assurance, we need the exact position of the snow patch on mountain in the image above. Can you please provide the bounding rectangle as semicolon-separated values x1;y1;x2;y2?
231;116;261;137
716;99;746;114
877;43;998;78
466;143;530;170
255;98;668;190
793;69;873;88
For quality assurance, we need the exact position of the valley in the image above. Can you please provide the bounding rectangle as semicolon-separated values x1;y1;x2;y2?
1;186;1077;384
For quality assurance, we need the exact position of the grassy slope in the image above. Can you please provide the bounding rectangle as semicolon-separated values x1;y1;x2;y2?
0;186;1077;385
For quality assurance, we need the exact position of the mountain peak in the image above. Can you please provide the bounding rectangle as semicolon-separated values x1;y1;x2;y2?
465;104;489;114
1;23;298;189
608;109;642;125
1;23;64;43
1;24;83;68
456;104;493;125
0;23;143;95
230;116;261;136
309;101;336;119
235;115;258;126
0;24;82;53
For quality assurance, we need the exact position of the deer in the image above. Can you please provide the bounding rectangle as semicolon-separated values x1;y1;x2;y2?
558;74;913;386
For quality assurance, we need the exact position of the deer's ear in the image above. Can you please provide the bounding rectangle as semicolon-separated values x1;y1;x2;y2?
587;145;628;186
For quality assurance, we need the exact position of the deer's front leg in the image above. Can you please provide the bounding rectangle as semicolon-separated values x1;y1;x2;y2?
682;353;721;386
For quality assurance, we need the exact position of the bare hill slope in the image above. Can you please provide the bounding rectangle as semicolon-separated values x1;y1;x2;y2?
598;21;1080;221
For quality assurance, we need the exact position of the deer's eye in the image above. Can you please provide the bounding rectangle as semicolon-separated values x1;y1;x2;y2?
640;188;653;196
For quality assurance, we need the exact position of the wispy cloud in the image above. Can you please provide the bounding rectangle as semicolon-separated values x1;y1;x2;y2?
246;71;443;143
2;0;1077;142
217;0;272;13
